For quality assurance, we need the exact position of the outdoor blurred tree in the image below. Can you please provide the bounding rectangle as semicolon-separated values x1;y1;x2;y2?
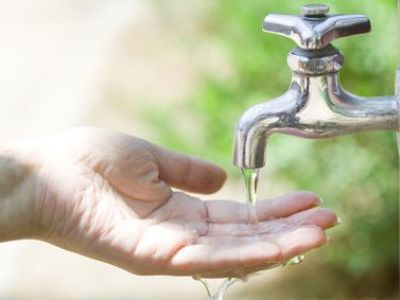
146;0;398;298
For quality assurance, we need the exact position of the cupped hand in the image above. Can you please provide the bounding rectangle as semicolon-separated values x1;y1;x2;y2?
9;128;337;278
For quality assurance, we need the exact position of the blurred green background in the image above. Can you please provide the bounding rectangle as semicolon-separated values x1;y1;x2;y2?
144;0;399;299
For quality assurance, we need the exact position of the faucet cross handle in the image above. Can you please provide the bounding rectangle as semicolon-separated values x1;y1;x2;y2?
263;4;371;50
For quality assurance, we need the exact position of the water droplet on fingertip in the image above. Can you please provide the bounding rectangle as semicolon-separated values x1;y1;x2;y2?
283;254;305;266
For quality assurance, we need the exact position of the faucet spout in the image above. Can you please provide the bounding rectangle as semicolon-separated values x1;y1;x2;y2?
233;80;304;169
233;73;399;169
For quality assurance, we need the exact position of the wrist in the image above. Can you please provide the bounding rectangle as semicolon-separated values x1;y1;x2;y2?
0;142;39;242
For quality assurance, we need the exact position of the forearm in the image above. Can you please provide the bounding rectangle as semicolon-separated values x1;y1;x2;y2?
0;144;37;242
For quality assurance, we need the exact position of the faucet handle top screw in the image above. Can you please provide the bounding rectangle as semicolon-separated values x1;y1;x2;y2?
263;4;371;50
301;4;329;17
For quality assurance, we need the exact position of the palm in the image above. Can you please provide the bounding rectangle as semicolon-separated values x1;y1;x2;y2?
124;192;335;277
31;128;336;278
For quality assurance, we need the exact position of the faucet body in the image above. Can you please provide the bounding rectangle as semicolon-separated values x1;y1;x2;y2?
233;5;399;169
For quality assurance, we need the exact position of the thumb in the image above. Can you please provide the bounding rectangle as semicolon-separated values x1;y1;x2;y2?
150;144;227;194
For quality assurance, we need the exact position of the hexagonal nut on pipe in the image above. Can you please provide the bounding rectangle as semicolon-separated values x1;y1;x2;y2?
287;52;344;75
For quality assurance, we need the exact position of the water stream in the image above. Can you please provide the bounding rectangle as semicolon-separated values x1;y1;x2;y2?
242;168;260;226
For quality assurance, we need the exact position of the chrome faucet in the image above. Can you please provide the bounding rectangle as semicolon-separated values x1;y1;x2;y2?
233;4;399;169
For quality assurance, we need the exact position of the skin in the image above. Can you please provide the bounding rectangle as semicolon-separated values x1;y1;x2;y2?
0;127;337;278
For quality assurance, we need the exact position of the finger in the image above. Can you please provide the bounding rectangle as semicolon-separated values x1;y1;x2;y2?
109;159;173;203
258;192;321;220
206;191;320;223
151;144;227;194
200;263;278;279
207;219;296;236
206;207;337;236
85;129;225;199
167;239;280;276
269;224;327;260
200;224;326;260
287;207;338;229
168;223;327;276
88;131;173;203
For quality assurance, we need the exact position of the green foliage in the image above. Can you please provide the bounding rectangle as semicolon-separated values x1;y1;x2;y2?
146;0;398;295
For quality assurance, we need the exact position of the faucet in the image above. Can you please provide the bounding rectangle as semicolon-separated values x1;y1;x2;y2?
233;4;399;169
